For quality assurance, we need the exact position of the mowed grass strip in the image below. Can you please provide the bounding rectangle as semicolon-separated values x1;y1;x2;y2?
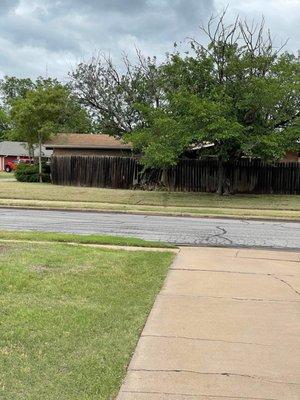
0;241;174;399
0;198;299;220
0;172;15;180
1;180;299;211
0;230;175;248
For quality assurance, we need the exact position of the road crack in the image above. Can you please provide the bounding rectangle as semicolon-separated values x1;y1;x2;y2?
130;368;299;386
271;275;300;296
205;226;233;245
158;292;300;303
142;334;271;347
170;267;295;277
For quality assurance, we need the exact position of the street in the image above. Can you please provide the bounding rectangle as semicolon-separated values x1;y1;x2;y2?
0;208;299;249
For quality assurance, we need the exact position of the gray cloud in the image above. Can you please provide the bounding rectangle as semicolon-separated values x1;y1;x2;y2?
0;0;298;81
0;0;18;13
50;0;147;14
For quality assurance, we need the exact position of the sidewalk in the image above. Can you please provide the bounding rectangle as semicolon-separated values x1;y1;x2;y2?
117;247;300;400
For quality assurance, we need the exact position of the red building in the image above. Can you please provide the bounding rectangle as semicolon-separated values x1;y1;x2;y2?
0;141;52;171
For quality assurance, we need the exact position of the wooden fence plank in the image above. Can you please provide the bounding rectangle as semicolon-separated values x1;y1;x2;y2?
50;156;300;194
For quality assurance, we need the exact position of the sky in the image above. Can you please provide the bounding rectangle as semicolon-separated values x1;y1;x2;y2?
0;0;299;81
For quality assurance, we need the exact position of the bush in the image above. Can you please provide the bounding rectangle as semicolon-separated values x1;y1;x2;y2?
15;163;51;183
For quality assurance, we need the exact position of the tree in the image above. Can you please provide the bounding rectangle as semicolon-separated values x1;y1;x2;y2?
0;108;10;141
128;13;300;193
0;76;35;104
10;83;91;182
0;76;65;105
69;12;299;194
0;76;35;141
70;52;162;136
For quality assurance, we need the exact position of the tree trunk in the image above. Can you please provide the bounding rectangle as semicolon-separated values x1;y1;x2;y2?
217;160;224;195
217;160;232;195
161;168;168;189
38;134;42;183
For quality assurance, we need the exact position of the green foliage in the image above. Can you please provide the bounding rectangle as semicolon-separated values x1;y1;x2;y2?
0;107;10;140
126;17;300;168
128;93;243;168
0;76;64;105
14;163;50;183
70;15;299;175
131;51;299;167
0;76;35;104
9;82;91;148
0;76;92;152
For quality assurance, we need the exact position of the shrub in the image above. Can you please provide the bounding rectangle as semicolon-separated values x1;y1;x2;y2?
14;163;51;183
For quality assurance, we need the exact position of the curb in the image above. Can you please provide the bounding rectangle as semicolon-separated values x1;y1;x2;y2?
1;205;300;223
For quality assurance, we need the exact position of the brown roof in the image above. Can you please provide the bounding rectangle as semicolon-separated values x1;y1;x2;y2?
45;133;132;150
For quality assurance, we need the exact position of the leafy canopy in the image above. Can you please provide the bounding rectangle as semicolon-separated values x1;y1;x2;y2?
128;15;299;167
8;80;91;148
71;13;299;168
0;108;10;141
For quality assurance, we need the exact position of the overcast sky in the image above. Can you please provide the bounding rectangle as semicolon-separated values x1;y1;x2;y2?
0;0;299;81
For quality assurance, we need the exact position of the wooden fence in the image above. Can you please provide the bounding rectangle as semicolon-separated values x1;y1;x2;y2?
51;156;300;194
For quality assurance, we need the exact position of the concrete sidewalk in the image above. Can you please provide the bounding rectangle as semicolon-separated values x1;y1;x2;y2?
117;247;300;400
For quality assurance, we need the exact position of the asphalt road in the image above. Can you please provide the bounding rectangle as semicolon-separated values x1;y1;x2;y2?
0;208;299;250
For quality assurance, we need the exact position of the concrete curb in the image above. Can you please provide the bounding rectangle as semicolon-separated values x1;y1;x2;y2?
1;205;299;223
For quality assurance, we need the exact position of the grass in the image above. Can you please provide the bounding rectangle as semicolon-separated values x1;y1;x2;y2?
0;171;15;180
0;230;175;248
0;239;174;399
0;180;299;220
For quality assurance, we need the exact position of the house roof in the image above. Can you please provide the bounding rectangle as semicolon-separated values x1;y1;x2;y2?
0;141;52;157
0;141;28;157
45;133;133;150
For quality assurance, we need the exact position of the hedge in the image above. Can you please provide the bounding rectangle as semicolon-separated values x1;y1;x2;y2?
14;163;51;183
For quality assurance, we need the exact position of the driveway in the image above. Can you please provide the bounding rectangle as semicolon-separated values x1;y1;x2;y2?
0;208;300;249
117;247;300;399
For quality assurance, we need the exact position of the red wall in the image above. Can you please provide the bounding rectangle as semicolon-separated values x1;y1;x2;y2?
0;155;30;171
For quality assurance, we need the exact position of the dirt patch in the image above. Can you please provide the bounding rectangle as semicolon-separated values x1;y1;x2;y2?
68;265;94;273
0;244;9;254
30;265;50;273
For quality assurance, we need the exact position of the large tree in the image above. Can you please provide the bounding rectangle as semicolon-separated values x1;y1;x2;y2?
10;82;91;181
128;14;299;193
70;13;299;194
0;76;31;140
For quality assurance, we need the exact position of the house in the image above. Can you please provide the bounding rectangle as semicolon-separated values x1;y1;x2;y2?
0;141;52;171
45;133;133;157
187;142;300;163
45;133;299;162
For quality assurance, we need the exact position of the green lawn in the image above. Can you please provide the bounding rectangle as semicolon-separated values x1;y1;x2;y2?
0;180;299;219
0;239;174;399
0;171;15;180
0;230;175;248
